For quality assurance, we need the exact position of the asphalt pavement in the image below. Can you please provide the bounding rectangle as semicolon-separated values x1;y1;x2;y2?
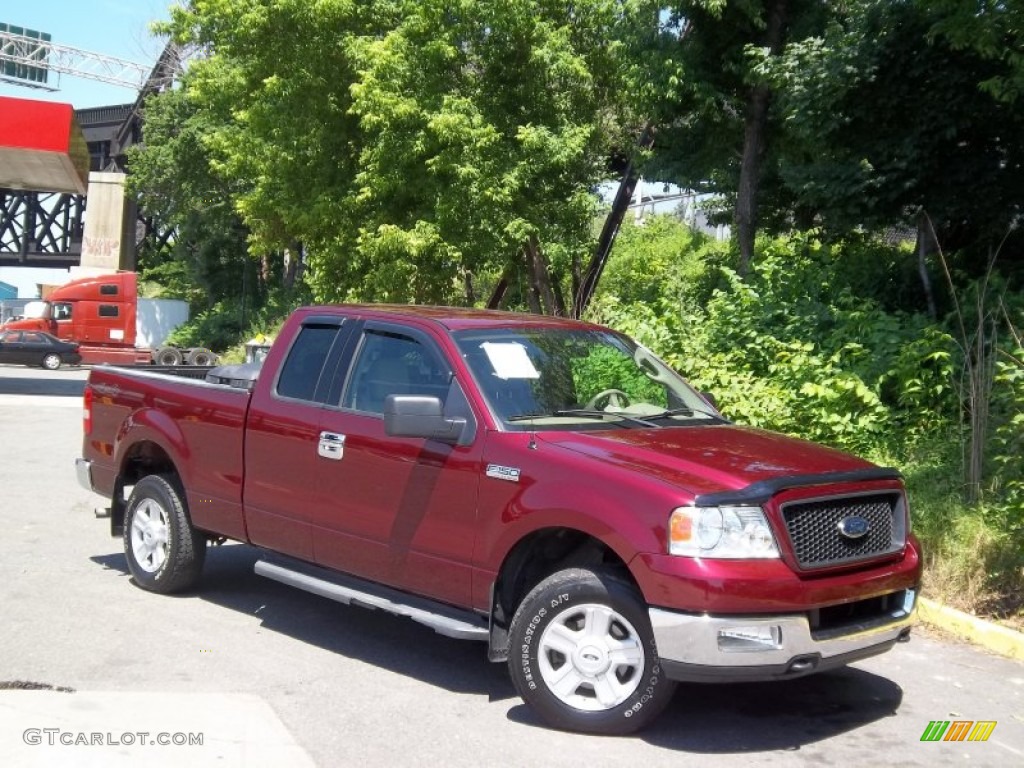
0;363;1021;767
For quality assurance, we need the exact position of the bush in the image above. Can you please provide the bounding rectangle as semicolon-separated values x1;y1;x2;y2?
592;227;1022;617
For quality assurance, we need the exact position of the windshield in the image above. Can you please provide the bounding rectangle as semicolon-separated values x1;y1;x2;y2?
453;326;721;431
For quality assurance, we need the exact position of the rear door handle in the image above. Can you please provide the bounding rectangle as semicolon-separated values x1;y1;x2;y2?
318;431;345;460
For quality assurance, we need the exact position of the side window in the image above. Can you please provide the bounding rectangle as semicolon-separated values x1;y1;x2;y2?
23;332;46;343
343;330;450;414
99;284;118;296
53;303;73;321
98;305;119;318
276;325;341;403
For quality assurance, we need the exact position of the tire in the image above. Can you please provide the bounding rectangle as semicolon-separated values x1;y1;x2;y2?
41;353;61;370
186;347;217;366
123;475;206;594
507;567;676;734
153;346;184;366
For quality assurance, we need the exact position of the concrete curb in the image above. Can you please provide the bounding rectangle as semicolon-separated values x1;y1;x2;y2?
918;597;1024;662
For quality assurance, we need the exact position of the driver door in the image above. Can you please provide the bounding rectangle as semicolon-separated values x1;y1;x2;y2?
312;322;482;606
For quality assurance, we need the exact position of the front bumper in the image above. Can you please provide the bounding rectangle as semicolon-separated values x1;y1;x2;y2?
650;588;917;682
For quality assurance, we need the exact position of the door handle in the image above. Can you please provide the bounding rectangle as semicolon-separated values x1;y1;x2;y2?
318;431;345;460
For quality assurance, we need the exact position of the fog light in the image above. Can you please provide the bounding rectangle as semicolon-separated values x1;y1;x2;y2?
717;625;783;652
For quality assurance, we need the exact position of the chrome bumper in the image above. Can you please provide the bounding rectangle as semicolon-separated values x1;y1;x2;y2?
75;458;95;493
650;589;917;682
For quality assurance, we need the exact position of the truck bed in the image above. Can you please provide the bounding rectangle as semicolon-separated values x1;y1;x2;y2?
86;364;252;541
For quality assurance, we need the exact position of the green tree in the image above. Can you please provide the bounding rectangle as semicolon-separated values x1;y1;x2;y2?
162;0;634;313
762;1;1024;270
127;84;255;309
930;0;1024;104
628;0;835;272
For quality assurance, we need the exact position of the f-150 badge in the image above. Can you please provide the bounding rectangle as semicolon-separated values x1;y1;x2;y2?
485;464;521;482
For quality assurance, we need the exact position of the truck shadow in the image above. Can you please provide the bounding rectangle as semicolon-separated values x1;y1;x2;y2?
92;544;905;752
91;544;515;701
509;667;904;751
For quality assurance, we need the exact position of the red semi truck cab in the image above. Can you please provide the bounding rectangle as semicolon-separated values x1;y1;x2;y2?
76;304;921;734
4;271;200;365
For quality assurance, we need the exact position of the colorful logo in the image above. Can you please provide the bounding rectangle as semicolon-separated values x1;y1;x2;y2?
920;721;997;742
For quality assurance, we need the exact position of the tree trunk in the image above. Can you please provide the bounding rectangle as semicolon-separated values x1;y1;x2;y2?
574;124;656;318
915;214;938;320
283;240;303;289
486;269;510;309
735;0;789;276
522;235;565;316
521;247;543;314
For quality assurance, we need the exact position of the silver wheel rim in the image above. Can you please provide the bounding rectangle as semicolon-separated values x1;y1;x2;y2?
537;603;645;712
43;354;59;369
130;499;170;574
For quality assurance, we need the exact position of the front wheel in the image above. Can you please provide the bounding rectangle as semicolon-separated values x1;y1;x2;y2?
507;567;676;734
123;475;206;594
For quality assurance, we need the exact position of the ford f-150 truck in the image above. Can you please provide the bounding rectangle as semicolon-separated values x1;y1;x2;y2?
77;304;921;734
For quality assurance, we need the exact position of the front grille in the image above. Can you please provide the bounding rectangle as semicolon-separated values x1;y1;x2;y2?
781;493;903;569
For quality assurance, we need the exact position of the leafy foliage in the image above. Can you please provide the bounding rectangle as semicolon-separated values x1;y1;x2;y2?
159;0;636;308
593;227;957;455
756;1;1024;268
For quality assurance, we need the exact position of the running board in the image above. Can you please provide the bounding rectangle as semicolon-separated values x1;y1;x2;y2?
254;559;489;642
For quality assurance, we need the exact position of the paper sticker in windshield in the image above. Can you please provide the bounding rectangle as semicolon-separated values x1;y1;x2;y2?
480;342;540;380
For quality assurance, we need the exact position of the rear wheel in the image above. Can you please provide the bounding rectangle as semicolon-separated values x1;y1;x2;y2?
153;346;183;366
41;353;61;370
507;567;676;734
186;347;217;366
123;475;206;593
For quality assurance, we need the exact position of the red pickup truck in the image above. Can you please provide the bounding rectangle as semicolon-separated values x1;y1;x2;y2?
77;304;921;734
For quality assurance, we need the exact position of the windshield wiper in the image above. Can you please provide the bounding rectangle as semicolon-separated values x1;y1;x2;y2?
552;409;662;428
507;410;659;428
646;406;722;420
506;413;550;422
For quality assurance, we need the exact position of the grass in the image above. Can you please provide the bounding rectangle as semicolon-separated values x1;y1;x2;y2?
903;452;1024;630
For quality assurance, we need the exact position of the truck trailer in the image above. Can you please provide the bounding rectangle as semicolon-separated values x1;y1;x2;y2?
2;271;216;366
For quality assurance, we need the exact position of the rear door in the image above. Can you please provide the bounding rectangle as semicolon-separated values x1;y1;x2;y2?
312;321;483;606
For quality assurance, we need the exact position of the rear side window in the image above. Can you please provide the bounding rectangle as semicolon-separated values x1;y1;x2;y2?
99;284;118;295
276;325;342;403
98;305;119;318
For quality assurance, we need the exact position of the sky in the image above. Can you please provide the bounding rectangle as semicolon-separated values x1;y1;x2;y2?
0;0;174;109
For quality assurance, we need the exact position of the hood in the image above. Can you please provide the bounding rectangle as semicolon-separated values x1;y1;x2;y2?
539;424;876;501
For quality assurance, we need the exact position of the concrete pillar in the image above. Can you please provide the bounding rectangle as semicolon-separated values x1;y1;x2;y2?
80;172;131;273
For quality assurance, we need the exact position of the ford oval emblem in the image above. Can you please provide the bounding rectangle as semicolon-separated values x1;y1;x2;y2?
838;515;871;540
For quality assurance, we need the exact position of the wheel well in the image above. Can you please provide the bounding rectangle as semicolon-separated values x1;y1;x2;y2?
111;441;181;535
488;528;638;661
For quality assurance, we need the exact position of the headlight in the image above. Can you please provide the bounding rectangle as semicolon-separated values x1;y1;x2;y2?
669;505;779;559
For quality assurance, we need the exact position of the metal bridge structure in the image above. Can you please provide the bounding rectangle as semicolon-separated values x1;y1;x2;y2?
0;30;181;270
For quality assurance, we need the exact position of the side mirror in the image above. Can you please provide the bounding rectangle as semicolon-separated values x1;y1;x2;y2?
384;395;467;445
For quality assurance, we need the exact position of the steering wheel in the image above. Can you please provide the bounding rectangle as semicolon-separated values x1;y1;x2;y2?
585;389;632;410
